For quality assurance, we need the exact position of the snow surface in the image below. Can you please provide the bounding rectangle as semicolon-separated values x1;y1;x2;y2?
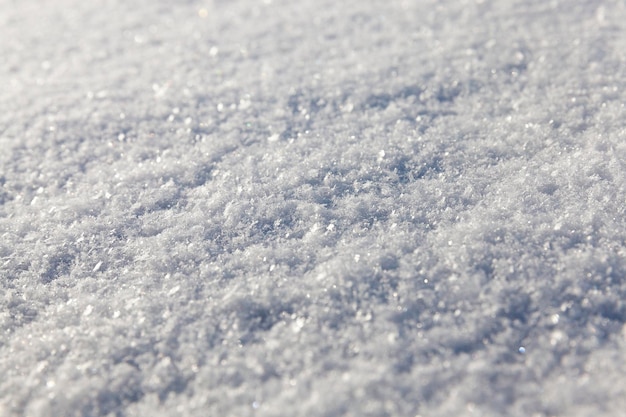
2;0;626;416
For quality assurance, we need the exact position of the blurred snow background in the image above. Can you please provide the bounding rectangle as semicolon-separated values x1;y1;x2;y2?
2;0;626;415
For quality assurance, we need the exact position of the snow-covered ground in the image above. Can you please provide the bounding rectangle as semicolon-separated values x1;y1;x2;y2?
2;0;626;415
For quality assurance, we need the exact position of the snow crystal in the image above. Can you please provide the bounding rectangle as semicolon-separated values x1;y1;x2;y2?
2;0;626;416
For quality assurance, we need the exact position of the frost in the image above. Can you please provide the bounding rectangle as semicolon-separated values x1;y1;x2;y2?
2;0;626;416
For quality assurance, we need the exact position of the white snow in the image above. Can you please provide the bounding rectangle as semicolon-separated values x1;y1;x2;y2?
2;0;626;416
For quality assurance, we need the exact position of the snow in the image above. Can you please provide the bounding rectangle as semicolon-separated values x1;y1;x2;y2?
2;0;626;415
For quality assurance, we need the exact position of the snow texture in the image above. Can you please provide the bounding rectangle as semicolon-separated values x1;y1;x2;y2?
2;0;626;416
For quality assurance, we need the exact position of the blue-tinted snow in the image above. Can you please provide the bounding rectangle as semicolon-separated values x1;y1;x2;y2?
2;0;626;416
